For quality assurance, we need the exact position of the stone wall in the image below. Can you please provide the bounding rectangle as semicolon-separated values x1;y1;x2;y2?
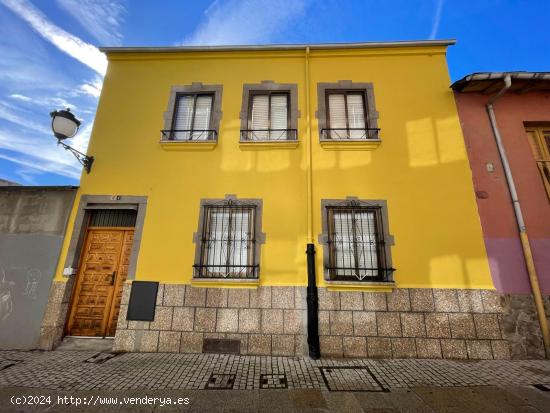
39;279;75;350
317;288;512;359
114;283;309;356
499;294;550;359
41;280;550;359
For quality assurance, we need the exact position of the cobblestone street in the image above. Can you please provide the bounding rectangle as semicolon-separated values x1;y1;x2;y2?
1;350;550;411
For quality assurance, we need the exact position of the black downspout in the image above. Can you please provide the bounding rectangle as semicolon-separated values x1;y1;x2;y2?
306;243;321;359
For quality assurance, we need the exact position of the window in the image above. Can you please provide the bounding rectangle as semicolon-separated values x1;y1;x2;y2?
316;81;379;141
162;83;223;143
246;92;290;140
240;81;299;142
319;199;394;283
525;126;550;200
170;93;213;141
193;198;265;279
326;91;367;139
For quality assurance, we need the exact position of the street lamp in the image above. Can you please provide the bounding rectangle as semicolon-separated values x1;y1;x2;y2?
50;108;94;173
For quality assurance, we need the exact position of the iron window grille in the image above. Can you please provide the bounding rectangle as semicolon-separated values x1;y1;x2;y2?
326;203;394;282
194;203;259;279
164;92;216;141
323;90;378;140
241;91;296;141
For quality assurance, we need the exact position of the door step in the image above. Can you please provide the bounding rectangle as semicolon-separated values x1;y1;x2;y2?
56;336;114;352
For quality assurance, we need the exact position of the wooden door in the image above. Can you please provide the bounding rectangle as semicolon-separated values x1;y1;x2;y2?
66;228;134;337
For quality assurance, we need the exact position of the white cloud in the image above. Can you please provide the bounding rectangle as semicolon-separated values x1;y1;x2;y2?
182;0;309;45
0;43;68;91
0;101;50;134
430;0;444;40
0;129;82;179
8;94;31;102
56;0;126;45
9;93;75;110
0;0;107;74
77;76;103;98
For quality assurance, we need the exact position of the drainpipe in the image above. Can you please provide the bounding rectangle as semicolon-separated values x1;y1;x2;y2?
304;46;320;359
486;74;550;358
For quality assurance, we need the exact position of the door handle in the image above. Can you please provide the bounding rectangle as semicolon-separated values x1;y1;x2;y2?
110;271;116;286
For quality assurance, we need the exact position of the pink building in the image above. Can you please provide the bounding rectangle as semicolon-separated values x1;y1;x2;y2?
452;72;550;358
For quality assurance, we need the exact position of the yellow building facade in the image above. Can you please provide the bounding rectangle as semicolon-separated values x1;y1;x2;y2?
41;41;510;359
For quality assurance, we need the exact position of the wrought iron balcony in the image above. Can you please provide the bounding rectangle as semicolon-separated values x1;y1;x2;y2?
320;128;380;140
161;129;217;141
240;129;297;141
192;264;259;279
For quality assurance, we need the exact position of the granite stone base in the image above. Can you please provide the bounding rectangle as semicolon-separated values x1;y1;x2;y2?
39;280;550;359
113;283;309;356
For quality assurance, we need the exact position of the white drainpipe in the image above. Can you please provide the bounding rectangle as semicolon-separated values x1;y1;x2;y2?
485;74;550;358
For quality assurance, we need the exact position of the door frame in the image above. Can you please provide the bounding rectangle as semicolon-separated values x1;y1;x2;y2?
61;195;147;337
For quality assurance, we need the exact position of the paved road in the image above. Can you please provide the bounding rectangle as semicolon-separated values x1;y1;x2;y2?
1;350;549;411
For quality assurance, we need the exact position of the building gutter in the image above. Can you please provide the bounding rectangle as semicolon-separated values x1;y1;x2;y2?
485;75;550;358
304;46;320;359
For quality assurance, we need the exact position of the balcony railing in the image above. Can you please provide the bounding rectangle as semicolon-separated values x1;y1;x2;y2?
240;129;297;141
321;128;380;140
193;264;259;279
161;129;217;141
326;267;395;283
536;160;550;201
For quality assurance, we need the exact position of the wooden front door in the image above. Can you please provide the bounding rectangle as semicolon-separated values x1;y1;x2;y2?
67;228;134;337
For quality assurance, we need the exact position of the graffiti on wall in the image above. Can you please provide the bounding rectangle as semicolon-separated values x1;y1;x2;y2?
0;266;43;322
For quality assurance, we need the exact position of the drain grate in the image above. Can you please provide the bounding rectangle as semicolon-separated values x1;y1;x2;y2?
205;373;236;390
0;359;22;371
533;384;550;392
260;374;288;389
83;352;121;364
320;366;387;392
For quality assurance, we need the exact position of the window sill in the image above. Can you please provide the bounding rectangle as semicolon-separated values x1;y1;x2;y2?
159;140;217;151
320;139;381;151
324;280;396;292
239;140;299;150
191;278;260;289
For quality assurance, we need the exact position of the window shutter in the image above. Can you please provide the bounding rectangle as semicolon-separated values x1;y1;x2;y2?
251;95;269;139
332;211;356;277
270;94;288;140
544;132;550;159
173;95;194;140
229;209;251;274
328;94;347;139
192;95;213;140
354;211;378;279
347;94;366;139
206;210;230;275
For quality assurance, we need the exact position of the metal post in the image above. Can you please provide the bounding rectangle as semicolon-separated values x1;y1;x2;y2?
306;243;320;359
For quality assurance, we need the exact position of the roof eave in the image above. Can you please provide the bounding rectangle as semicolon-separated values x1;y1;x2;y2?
99;39;456;54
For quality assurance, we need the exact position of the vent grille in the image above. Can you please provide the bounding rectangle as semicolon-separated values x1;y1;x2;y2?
89;209;137;227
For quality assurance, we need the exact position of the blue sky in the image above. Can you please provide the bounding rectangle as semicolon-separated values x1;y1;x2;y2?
0;0;549;186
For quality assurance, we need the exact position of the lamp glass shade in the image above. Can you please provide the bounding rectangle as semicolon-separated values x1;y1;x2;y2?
52;113;79;140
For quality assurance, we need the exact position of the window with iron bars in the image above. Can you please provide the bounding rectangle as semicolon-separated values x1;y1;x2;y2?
326;204;393;282
194;204;259;279
241;91;297;141
163;92;216;141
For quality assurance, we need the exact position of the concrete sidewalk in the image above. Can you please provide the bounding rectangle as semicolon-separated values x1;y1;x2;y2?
1;350;549;411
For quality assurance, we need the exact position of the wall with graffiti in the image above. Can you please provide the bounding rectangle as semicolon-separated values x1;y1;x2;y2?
0;186;76;349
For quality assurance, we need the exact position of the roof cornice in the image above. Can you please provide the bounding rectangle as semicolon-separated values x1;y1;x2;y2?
100;39;455;54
